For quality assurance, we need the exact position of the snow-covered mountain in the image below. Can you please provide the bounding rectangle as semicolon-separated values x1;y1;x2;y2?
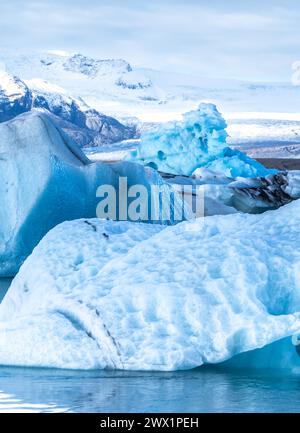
0;71;33;122
1;50;300;124
2;51;300;159
0;51;161;120
0;71;136;146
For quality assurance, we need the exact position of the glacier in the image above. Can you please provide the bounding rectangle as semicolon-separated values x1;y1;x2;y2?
127;103;275;178
0;110;183;277
0;199;300;370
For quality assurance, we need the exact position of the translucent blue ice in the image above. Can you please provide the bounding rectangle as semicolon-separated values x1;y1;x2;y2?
127;103;274;178
0;111;184;277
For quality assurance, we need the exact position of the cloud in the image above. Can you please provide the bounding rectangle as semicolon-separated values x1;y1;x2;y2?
1;0;300;81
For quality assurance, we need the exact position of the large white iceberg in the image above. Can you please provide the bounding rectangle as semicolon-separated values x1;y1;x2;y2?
127;103;274;178
0;110;184;277
0;199;300;370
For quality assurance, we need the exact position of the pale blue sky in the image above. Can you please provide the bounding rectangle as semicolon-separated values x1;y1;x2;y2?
1;0;300;81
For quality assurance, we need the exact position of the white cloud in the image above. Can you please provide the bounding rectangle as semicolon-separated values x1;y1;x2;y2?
1;0;300;81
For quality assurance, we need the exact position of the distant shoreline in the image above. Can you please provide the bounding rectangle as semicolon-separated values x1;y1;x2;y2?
256;158;300;170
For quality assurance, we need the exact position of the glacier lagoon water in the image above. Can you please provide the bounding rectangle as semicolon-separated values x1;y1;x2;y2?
1;279;300;413
1;366;300;412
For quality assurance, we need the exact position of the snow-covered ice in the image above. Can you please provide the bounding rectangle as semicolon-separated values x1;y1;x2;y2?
1;198;300;371
227;118;300;147
227;118;300;159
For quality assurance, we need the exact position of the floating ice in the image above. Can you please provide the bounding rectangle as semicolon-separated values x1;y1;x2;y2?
0;199;300;370
0;111;183;277
127;103;274;178
165;170;300;215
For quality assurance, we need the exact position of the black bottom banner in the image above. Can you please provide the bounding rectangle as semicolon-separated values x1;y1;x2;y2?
0;413;298;430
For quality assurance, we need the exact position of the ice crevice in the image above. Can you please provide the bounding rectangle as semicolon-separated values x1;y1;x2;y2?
54;300;124;370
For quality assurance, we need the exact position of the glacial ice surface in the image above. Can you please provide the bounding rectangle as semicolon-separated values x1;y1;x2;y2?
127;103;274;178
0;110;182;277
0;199;300;370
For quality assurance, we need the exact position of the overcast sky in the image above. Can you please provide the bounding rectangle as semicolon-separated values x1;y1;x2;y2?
1;0;300;82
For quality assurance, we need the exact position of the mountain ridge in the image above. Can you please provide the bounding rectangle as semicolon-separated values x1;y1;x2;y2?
0;71;136;146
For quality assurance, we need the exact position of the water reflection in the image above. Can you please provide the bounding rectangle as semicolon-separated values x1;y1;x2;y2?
0;390;68;413
0;366;300;412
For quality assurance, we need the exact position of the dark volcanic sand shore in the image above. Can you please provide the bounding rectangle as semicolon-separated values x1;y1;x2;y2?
256;158;300;171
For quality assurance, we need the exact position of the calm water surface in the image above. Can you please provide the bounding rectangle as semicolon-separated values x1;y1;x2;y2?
0;366;300;413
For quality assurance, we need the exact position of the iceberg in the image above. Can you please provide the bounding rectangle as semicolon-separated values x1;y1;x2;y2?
0;199;300;370
0;110;184;277
165;170;300;215
0;110;114;276
127;103;274;178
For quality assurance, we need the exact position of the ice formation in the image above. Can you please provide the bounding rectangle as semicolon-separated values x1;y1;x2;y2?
0;199;300;370
127;103;274;178
165;170;300;215
0;111;183;277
